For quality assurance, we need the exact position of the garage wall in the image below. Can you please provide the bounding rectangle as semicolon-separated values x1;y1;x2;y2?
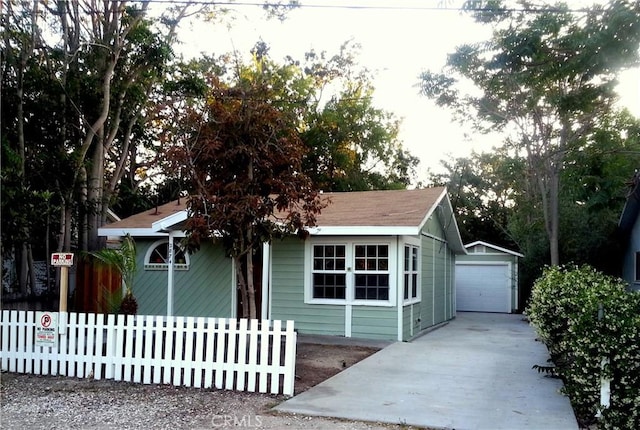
456;263;511;313
456;244;520;313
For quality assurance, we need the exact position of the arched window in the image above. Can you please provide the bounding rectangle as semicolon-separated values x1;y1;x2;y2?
144;240;190;271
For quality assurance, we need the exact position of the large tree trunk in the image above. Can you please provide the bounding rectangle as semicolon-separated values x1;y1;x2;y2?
87;131;105;251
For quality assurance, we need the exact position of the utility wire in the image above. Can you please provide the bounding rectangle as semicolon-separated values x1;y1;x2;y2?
137;0;592;14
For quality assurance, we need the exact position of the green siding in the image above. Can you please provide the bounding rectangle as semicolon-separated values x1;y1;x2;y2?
416;216;457;335
351;306;397;340
134;240;232;317
420;235;435;327
433;243;446;324
270;237;400;340
402;303;422;341
134;241;166;316
270;238;346;336
423;216;446;239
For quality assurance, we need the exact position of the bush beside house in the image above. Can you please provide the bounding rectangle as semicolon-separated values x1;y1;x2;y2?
526;265;640;429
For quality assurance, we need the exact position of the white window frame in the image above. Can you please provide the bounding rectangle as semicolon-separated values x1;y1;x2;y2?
304;237;396;307
310;243;348;300
144;239;190;271
403;243;421;305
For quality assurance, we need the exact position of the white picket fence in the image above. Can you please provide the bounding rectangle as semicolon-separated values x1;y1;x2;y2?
0;311;297;396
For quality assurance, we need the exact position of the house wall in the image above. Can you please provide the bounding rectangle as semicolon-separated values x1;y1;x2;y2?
404;216;456;340
270;237;398;340
134;240;233;317
402;304;415;340
622;212;640;291
270;238;346;336
270;216;458;342
457;247;519;311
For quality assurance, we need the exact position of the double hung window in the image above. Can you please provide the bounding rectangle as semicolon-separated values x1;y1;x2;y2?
313;245;346;299
403;245;419;302
309;241;392;304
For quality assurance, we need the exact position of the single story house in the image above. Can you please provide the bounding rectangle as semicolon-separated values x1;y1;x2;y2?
455;241;523;313
98;187;466;341
619;172;640;291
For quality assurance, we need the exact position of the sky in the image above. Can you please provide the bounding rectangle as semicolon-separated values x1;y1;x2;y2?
174;0;640;181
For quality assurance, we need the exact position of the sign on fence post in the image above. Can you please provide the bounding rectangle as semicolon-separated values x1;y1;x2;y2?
35;311;58;347
52;252;74;334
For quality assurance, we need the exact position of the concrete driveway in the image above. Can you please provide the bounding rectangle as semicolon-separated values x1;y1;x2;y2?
275;312;578;430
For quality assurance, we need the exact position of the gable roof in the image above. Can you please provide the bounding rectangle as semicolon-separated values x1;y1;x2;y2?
313;187;445;227
464;241;524;257
100;199;188;237
98;187;466;252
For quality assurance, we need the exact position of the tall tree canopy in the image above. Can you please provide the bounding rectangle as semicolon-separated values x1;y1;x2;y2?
172;74;325;319
1;1;214;295
420;0;640;266
164;42;418;317
431;109;640;305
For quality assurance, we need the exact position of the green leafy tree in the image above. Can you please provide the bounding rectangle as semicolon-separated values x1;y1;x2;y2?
429;149;525;248
299;44;418;190
431;109;640;305
420;0;640;265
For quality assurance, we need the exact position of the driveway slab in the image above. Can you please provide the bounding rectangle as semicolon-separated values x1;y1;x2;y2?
276;312;578;430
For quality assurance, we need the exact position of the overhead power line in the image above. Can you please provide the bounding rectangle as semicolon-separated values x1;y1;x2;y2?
137;0;592;14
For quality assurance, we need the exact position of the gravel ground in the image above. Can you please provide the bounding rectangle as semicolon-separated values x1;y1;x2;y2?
1;343;424;430
0;373;417;429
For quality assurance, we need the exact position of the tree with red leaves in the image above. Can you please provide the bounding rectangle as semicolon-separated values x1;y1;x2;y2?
174;74;325;319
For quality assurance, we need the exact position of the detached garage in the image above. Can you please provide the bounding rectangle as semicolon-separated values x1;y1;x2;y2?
455;241;523;313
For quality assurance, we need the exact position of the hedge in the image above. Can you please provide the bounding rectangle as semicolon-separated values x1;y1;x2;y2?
526;265;640;429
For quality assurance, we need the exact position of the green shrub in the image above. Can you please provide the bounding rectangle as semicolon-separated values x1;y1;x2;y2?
526;265;640;429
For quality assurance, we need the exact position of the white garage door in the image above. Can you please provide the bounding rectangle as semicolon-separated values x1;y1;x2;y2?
456;264;511;313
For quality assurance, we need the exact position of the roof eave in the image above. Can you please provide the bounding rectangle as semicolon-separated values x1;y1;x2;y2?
465;240;524;257
152;210;189;232
307;226;420;236
97;227;186;237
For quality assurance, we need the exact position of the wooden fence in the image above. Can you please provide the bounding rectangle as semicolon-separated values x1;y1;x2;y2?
0;311;297;396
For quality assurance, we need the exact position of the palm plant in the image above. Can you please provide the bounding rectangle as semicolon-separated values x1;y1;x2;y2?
90;234;138;315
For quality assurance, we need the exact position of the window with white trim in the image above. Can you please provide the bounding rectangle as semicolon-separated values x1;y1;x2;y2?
403;245;419;302
354;245;389;300
312;244;346;299
308;240;393;304
144;240;190;271
635;252;640;282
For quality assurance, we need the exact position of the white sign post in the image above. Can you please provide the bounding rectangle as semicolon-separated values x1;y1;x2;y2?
51;253;74;335
35;311;58;347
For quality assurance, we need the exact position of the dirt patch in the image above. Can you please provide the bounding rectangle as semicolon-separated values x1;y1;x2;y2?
294;343;380;394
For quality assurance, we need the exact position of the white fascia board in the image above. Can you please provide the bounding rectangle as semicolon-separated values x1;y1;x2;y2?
416;188;467;255
417;187;448;232
98;228;188;238
465;240;524;257
441;192;467;255
307;226;419;236
98;228;169;237
152;210;188;232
